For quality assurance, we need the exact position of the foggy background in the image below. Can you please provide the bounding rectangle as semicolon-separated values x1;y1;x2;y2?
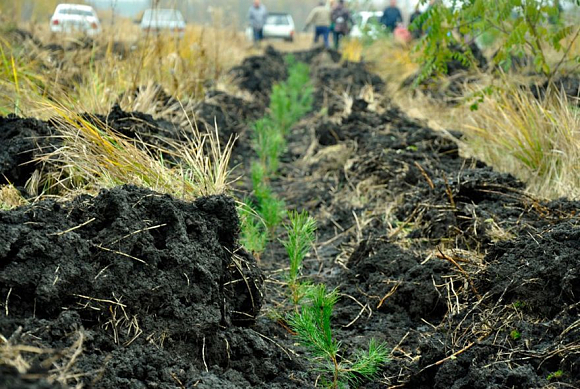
86;0;422;30
7;0;579;31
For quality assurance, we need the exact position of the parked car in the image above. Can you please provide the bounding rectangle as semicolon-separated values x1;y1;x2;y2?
350;11;383;40
264;13;295;42
140;8;186;38
50;4;102;36
246;12;295;42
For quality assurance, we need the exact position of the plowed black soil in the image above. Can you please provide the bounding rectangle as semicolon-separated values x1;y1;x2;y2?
87;104;180;143
0;115;56;190
193;90;264;146
0;186;305;388
1;45;579;389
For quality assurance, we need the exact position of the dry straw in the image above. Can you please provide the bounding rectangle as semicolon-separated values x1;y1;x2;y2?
462;85;580;200
34;101;234;200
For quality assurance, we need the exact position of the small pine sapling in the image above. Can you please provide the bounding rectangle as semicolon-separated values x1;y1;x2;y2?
254;184;285;236
252;117;285;176
290;285;389;389
238;201;267;260
282;210;317;305
269;83;293;133
251;160;266;190
269;58;313;135
286;61;313;124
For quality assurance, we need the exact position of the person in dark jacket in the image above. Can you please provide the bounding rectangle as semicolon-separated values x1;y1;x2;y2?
331;0;352;50
380;0;402;33
409;4;423;39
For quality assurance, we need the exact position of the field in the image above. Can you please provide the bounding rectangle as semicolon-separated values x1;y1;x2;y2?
1;12;579;389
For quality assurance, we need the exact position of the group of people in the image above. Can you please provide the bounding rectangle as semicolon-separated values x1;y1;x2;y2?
303;0;437;48
303;0;352;50
248;0;440;50
248;0;352;50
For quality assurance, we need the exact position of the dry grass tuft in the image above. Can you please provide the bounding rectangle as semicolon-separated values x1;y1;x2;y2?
363;38;419;87
461;86;580;200
0;327;87;387
35;102;234;200
0;20;249;118
0;184;27;209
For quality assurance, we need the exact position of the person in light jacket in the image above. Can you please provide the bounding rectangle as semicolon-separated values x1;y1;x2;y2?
248;0;268;44
304;1;332;48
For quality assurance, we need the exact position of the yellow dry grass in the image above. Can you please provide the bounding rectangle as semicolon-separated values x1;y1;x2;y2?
32;102;235;200
0;184;27;209
461;85;580;200
363;38;419;86
0;18;250;117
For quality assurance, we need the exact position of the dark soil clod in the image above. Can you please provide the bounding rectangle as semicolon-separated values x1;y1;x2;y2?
0;186;303;388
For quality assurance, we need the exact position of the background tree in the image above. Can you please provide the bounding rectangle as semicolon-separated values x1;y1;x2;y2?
414;0;580;84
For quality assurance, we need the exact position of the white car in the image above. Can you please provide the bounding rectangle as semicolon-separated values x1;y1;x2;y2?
50;4;102;36
350;11;384;39
264;13;295;42
246;13;295;42
140;9;186;38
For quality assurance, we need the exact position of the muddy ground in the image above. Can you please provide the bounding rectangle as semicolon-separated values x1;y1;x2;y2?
1;44;579;388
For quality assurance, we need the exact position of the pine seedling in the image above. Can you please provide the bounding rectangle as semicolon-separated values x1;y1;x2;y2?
250;163;284;237
282;210;317;305
269;83;293;134
251;160;267;190
290;285;340;366
252;117;285;176
238;200;268;259
286;61;313;125
290;285;389;389
345;339;390;387
254;186;285;236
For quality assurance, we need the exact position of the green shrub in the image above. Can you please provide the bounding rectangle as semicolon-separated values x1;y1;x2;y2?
415;0;579;83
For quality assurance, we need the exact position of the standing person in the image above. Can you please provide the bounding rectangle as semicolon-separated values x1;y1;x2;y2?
331;0;352;50
328;0;336;46
380;0;403;33
304;1;332;48
409;4;423;39
248;0;268;45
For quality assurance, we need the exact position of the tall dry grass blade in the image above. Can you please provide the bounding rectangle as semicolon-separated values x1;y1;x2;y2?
36;100;234;200
462;85;580;199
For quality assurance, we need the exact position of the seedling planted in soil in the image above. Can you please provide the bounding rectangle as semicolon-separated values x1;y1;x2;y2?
510;329;521;341
282;210;317;305
252;117;285;176
239;200;268;259
547;370;564;381
290;284;389;389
